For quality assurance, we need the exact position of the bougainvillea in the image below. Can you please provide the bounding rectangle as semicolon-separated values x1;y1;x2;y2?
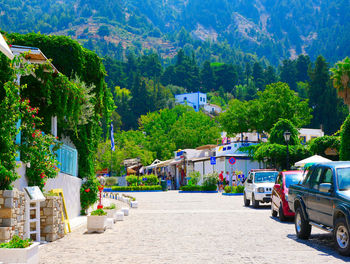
19;98;61;190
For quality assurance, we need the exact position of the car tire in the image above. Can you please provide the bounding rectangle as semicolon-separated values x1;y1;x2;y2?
295;207;311;239
252;194;259;208
244;192;250;206
271;205;278;217
279;204;287;222
334;217;350;256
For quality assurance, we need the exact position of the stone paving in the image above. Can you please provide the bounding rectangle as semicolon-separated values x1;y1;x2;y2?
39;191;350;264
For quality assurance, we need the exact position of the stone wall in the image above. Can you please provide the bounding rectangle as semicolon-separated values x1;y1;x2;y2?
0;189;25;243
39;196;65;242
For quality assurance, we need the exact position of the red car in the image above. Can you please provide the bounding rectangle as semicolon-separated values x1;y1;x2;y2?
271;171;304;221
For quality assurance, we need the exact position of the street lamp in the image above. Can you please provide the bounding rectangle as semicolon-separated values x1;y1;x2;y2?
284;131;291;170
97;176;106;209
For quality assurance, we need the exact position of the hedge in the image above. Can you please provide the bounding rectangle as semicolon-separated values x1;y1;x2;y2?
224;185;245;194
180;185;217;192
111;185;162;191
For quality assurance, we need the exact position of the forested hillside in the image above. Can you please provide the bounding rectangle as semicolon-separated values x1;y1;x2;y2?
1;0;350;65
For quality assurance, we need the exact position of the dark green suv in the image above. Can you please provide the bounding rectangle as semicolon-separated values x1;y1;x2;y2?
288;161;350;256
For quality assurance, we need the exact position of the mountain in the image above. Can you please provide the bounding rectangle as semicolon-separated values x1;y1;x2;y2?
1;0;349;65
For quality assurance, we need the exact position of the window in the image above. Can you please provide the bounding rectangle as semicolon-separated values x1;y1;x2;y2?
184;97;187;100
276;173;283;185
203;98;206;102
223;147;227;151
227;146;231;150
321;168;333;184
337;167;350;190
193;105;196;109
309;167;323;190
200;97;202;101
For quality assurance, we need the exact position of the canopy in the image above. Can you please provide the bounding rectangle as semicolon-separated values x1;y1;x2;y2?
294;155;332;167
0;33;14;60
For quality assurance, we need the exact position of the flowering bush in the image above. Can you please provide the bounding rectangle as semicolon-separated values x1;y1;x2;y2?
0;56;60;190
80;177;100;212
19;98;61;190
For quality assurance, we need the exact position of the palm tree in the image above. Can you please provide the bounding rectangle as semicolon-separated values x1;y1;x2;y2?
330;57;350;106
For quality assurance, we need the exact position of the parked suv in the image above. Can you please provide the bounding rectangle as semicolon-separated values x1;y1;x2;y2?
243;169;278;208
271;171;304;221
288;162;350;255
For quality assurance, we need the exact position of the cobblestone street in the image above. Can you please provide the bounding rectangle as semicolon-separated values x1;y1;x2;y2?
39;191;349;264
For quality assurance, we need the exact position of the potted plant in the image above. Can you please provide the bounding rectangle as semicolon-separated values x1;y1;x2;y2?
0;235;39;264
103;204;118;223
87;209;107;233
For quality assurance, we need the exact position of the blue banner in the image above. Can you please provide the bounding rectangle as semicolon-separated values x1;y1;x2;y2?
110;122;115;151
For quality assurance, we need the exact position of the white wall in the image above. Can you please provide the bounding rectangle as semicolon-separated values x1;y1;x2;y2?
44;173;82;219
194;161;204;185
13;162;82;220
13;162;28;191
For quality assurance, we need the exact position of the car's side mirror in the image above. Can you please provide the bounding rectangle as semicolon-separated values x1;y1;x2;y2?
319;183;332;193
247;179;252;184
274;184;281;190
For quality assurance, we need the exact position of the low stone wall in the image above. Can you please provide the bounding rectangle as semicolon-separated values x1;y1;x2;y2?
39;196;65;242
0;189;25;243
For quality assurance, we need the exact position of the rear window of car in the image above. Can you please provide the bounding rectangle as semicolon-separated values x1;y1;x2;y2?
337;167;350;191
254;172;278;183
285;173;303;188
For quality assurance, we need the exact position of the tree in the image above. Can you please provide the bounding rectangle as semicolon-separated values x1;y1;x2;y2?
269;119;300;145
264;65;278;86
200;60;215;92
309;135;340;161
170;110;220;149
219;99;250;138
257;82;312;132
340;115;350;160
280;59;297;91
296;55;311;82
330;56;350;105
308;56;348;134
252;62;265;91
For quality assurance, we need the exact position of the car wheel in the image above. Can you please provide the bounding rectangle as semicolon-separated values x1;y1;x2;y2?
252;194;259;208
295;207;311;239
244;192;250;206
334;217;350;256
271;205;277;217
279;204;287;222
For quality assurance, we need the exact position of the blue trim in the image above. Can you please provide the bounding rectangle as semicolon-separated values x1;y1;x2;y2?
179;191;218;193
222;193;243;196
103;189;163;192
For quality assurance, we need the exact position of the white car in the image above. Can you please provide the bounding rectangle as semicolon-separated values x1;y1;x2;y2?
243;170;278;208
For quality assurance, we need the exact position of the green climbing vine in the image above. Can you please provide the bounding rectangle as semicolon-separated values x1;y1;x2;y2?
4;32;114;178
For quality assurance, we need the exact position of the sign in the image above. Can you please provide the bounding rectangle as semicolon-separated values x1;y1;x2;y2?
50;189;71;234
24;186;45;202
210;157;216;165
228;157;236;165
325;147;338;156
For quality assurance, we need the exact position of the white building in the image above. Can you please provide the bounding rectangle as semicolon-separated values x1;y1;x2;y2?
203;103;222;115
175;92;207;112
298;128;324;144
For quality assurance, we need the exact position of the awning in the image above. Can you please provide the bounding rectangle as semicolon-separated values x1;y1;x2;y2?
11;45;58;73
294;155;332;167
0;33;14;60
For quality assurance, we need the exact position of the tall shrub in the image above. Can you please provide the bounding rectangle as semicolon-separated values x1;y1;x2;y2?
340;115;350;160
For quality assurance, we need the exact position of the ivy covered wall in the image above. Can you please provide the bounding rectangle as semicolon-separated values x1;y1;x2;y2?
0;33;114;178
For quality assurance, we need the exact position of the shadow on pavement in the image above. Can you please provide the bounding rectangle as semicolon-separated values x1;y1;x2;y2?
246;204;271;210
270;216;294;225
287;233;349;261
